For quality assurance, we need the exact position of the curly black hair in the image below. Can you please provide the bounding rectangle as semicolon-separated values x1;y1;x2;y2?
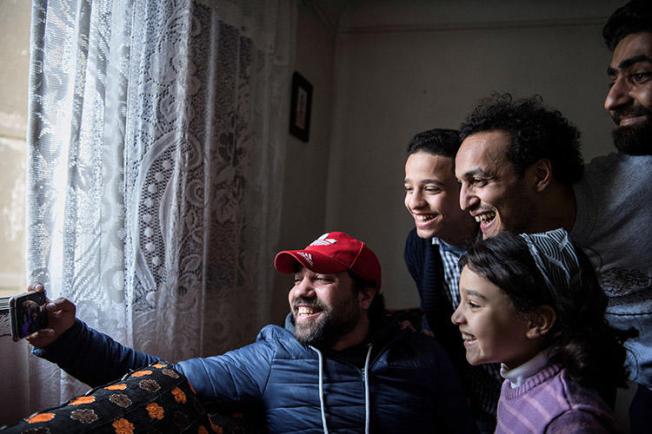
460;93;583;185
460;231;635;401
603;0;652;51
406;128;460;158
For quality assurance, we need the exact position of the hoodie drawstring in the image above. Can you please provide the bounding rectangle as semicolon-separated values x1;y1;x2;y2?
310;344;374;434
363;343;373;434
311;346;330;434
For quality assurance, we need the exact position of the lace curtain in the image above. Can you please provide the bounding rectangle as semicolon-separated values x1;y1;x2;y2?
18;0;294;416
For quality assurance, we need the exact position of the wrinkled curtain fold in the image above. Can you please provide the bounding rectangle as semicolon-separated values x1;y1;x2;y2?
17;0;294;416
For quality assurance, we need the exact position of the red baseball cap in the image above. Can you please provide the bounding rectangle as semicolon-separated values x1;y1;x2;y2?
274;232;382;290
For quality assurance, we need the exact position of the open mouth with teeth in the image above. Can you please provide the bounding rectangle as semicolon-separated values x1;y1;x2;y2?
615;108;650;127
414;214;436;222
474;210;496;225
413;213;440;231
295;305;323;321
460;332;477;346
619;115;649;127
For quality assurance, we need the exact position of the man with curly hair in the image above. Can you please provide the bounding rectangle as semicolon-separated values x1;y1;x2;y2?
455;3;652;430
454;93;581;240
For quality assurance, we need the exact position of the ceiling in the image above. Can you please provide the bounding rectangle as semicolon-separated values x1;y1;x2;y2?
306;0;351;28
305;0;619;32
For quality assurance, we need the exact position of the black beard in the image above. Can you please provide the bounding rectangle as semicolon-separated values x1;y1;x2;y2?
293;298;360;348
612;120;652;155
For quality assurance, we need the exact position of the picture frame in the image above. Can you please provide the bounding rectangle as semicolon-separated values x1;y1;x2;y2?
289;72;313;142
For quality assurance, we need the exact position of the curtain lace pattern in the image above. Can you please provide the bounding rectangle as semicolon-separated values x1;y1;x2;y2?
18;0;293;416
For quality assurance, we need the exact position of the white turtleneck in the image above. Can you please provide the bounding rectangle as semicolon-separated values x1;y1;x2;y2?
500;350;550;389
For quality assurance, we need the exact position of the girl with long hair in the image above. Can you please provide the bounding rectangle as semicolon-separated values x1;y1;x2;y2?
452;229;632;433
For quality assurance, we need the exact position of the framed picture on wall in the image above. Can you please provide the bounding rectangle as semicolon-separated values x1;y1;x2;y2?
289;72;313;142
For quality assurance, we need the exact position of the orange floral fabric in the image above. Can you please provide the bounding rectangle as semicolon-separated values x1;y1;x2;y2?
70;396;96;406
112;417;135;434
104;383;127;391
26;412;55;424
146;402;165;420
172;387;187;404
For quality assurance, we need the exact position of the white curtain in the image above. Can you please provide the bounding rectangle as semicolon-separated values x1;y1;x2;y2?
12;0;294;418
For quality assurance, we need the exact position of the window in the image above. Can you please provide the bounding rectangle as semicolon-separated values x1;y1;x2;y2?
0;1;31;298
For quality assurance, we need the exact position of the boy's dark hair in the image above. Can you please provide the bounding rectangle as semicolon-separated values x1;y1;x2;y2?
459;93;584;185
603;0;652;51
406;128;460;158
460;231;634;399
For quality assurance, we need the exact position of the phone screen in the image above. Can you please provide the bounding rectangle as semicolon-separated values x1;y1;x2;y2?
10;291;48;341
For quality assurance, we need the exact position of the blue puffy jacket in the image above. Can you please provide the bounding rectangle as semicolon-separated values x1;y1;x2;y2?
35;316;477;433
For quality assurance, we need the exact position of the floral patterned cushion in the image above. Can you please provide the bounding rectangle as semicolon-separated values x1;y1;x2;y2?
1;362;222;434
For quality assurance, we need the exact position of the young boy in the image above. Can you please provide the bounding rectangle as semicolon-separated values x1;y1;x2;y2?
403;128;499;433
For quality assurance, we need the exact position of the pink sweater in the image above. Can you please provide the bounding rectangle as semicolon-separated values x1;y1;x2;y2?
495;364;617;433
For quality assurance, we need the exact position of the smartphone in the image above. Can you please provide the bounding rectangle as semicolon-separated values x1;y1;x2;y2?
9;291;48;342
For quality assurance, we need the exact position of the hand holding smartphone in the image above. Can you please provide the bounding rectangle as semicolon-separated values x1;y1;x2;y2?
10;290;48;341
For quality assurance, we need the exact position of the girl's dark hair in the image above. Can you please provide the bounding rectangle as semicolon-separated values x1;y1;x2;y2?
460;231;634;396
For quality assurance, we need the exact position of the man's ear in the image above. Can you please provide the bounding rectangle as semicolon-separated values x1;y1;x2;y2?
525;305;556;339
527;159;553;193
358;287;377;310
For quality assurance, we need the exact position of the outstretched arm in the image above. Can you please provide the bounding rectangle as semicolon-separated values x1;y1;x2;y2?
28;283;276;404
33;318;160;387
27;283;159;386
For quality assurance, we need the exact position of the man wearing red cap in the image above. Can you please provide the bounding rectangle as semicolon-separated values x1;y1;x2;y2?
274;232;384;352
28;231;476;433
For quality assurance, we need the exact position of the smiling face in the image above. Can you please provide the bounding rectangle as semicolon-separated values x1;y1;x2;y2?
455;131;535;239
605;32;652;154
288;268;369;350
451;266;541;368
404;151;475;244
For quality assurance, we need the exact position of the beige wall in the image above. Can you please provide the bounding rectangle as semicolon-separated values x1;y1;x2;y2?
0;0;635;425
0;0;627;344
0;0;30;295
313;2;633;426
270;3;337;322
325;0;623;309
275;0;625;313
1;0;624;318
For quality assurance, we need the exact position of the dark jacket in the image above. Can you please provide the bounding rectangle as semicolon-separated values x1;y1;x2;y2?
404;228;465;364
404;228;501;418
35;316;477;434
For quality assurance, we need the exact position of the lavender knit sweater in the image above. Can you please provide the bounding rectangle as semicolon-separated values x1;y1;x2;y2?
496;364;617;433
